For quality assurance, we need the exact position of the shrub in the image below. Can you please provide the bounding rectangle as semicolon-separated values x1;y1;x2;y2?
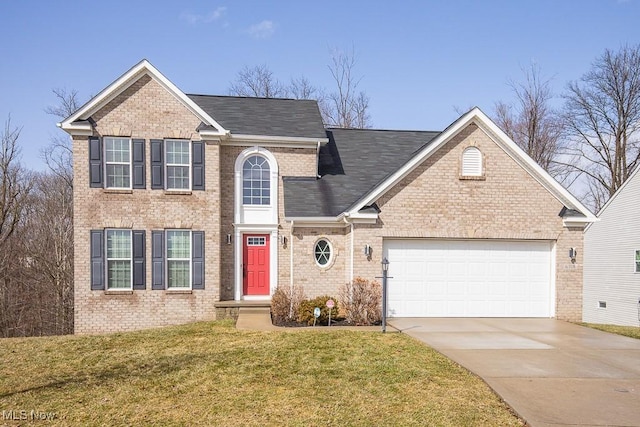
271;285;306;324
339;277;382;325
297;295;340;326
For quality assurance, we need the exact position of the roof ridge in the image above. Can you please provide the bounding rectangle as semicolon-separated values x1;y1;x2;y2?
326;127;441;134
186;93;314;102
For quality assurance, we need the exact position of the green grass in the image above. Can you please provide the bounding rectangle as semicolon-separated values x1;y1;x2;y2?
0;321;522;426
580;323;640;340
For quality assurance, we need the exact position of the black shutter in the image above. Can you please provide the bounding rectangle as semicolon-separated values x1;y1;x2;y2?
151;230;165;290
90;230;104;290
192;141;205;191
192;231;205;289
89;137;103;188
150;139;164;189
132;230;146;290
132;139;146;189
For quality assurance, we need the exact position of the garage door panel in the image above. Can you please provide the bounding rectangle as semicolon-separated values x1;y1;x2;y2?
384;239;553;318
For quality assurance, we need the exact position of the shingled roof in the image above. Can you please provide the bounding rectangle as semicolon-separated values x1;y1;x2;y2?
283;128;441;217
187;94;327;139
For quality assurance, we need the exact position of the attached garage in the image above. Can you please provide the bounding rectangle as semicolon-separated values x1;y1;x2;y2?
383;239;554;318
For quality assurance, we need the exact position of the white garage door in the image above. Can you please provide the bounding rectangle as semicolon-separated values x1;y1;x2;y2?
384;239;554;317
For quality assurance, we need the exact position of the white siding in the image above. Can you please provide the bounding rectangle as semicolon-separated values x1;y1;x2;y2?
584;169;640;326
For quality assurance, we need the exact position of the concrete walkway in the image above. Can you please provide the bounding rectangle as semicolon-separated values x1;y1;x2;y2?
389;318;640;427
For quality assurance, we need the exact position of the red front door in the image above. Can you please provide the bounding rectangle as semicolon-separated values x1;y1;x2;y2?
243;234;270;296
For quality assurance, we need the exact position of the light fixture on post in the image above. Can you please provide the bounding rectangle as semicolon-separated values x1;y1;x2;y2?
381;257;389;333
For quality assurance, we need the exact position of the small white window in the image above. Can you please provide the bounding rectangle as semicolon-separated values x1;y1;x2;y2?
166;140;191;190
104;137;132;189
314;239;333;267
166;230;192;289
461;146;483;177
635;250;640;273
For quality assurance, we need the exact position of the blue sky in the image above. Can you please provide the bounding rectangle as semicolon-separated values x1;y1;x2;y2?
1;0;639;171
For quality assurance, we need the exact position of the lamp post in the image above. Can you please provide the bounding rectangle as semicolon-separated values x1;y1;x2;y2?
381;257;389;333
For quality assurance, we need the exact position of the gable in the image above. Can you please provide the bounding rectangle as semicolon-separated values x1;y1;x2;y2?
348;108;596;226
91;74;201;140
376;123;565;239
59;60;226;137
585;165;640;235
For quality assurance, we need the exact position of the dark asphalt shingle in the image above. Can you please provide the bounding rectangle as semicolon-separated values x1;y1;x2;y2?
284;128;441;217
187;94;327;139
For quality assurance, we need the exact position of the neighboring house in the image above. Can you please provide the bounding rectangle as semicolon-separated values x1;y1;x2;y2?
584;167;640;326
60;60;596;334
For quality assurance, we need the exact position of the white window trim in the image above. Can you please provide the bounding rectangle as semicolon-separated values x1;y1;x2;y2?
105;229;133;290
314;238;334;268
166;229;192;290
165;139;192;191
104;137;132;190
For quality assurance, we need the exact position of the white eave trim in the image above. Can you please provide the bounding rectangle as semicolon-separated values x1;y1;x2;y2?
347;212;379;224
223;134;329;148
58;59;227;135
564;217;599;227
347;107;596;223
56;121;92;136
285;216;346;228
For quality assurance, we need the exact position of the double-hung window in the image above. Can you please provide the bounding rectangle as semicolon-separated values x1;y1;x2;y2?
165;140;191;190
151;230;204;291
166;230;191;289
104;137;132;189
106;229;132;290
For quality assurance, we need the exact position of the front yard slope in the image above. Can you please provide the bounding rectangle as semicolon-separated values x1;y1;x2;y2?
0;321;522;426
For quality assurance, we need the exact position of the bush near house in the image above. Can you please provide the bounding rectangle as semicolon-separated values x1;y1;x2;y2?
271;285;306;324
339;277;382;326
298;295;341;325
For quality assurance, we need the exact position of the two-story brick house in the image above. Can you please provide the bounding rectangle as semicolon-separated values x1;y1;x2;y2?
60;60;595;334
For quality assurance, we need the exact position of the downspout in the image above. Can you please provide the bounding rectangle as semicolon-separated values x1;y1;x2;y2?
343;215;354;284
316;141;321;178
289;220;295;319
290;221;294;291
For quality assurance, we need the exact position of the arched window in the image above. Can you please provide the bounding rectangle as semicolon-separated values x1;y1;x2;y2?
314;239;333;267
242;155;270;205
461;146;483;177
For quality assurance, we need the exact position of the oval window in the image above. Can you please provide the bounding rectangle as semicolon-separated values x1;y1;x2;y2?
314;239;332;267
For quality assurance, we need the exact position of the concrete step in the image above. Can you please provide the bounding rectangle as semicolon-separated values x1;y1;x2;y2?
236;306;279;331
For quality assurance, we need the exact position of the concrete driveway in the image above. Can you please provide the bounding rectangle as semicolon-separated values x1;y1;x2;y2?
388;318;640;427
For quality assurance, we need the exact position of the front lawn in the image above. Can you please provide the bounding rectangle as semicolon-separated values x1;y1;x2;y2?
580;323;640;340
0;321;522;426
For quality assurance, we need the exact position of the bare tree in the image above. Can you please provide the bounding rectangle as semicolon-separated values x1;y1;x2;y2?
43;88;79;188
0;116;33;337
229;64;287;98
560;45;640;210
322;48;371;128
0;117;30;248
228;49;372;129
494;64;565;177
288;75;320;100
